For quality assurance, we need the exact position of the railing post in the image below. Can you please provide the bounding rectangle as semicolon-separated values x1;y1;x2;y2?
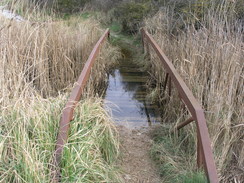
168;76;172;97
141;29;145;53
163;73;169;92
108;30;110;40
145;39;150;56
197;130;204;168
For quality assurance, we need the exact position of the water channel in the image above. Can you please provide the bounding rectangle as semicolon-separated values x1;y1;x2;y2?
103;43;162;128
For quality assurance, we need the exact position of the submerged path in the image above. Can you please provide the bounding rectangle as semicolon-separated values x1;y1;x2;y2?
103;38;161;182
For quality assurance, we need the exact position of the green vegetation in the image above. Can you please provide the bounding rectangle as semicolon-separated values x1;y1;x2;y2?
80;12;91;19
0;97;63;182
114;2;151;33
0;98;120;182
98;0;244;34
109;22;122;33
54;0;90;13
60;99;120;182
150;125;208;183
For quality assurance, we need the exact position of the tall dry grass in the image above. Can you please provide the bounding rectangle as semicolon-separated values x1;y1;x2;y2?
0;16;103;99
0;4;121;182
144;2;243;183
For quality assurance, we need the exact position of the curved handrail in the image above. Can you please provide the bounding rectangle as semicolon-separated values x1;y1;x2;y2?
141;28;218;183
51;29;110;182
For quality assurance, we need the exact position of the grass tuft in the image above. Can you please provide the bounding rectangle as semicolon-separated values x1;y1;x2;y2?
150;125;207;183
60;98;120;182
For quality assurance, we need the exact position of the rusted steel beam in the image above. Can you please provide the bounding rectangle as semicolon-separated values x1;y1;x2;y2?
141;28;218;183
51;29;110;182
176;117;194;130
197;132;204;168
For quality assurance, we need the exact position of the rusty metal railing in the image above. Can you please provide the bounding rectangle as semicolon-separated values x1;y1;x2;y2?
141;28;219;183
51;29;110;182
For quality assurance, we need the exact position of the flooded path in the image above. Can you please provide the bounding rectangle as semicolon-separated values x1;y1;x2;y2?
103;43;161;128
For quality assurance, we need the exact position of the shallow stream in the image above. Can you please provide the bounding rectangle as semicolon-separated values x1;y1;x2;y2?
103;43;161;128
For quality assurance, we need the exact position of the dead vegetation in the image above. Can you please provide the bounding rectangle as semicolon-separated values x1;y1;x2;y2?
0;2;121;182
144;1;243;182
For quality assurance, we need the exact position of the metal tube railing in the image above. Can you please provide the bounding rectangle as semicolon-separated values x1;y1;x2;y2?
51;29;110;182
141;28;218;183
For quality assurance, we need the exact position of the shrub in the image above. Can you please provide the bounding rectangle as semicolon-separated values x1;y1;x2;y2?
115;2;151;33
54;0;91;13
91;0;122;12
235;0;244;20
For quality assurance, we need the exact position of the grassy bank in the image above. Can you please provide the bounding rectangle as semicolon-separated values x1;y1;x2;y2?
144;1;243;182
150;125;208;183
0;97;120;182
61;98;120;182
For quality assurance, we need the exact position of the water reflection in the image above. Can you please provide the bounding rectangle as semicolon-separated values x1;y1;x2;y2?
103;56;161;128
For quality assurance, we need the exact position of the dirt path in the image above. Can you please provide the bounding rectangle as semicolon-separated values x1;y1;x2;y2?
117;125;161;183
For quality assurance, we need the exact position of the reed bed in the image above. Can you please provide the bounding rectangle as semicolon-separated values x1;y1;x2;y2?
0;4;121;182
0;16;102;99
144;2;243;182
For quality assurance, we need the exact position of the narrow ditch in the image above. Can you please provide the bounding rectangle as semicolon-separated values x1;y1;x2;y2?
103;35;162;182
103;39;161;128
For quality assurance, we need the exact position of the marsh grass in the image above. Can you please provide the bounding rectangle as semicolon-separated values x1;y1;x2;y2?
0;95;65;182
150;124;206;182
0;16;103;98
60;98;120;182
0;97;121;182
0;2;121;182
144;1;243;182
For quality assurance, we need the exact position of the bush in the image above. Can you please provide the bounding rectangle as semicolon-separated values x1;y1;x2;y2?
115;2;151;33
54;0;91;13
235;0;244;20
91;0;122;11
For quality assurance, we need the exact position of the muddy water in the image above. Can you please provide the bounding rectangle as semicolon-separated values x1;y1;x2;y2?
103;45;161;128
